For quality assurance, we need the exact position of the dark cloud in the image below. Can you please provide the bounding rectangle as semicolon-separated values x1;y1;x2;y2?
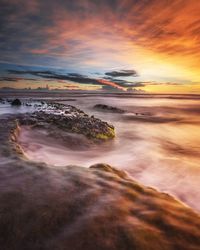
105;70;138;77
8;69;142;89
0;76;36;82
0;77;18;82
104;77;145;87
101;85;121;91
8;70;103;85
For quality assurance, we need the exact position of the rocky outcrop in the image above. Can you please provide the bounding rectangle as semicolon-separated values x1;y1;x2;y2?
16;102;115;141
94;104;126;113
11;98;22;106
0;158;200;249
0;98;4;103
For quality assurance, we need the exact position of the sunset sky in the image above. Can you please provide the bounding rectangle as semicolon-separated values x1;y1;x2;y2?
0;0;200;93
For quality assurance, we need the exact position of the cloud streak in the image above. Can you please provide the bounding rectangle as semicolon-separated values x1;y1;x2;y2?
7;69;143;90
105;70;138;77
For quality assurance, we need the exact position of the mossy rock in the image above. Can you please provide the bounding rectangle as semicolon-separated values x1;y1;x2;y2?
94;127;115;140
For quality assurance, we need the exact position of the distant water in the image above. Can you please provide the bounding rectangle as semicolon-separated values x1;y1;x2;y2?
2;94;200;211
0;103;33;115
0;100;44;115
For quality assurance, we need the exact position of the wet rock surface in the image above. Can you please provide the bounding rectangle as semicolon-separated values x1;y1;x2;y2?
11;98;22;106
93;104;149;119
92;103;181;124
0;98;4;103
94;104;126;113
14;102;115;141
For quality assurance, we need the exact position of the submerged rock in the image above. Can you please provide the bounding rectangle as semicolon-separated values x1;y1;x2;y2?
64;98;76;101
94;104;126;113
11;98;22;106
0;98;6;104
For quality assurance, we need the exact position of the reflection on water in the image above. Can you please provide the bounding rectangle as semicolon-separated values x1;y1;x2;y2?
17;95;200;211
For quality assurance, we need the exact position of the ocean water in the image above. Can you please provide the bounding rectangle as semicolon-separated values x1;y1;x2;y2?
2;94;200;211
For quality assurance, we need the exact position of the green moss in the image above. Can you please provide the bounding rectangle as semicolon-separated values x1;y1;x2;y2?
95;133;110;140
107;127;115;138
94;127;115;140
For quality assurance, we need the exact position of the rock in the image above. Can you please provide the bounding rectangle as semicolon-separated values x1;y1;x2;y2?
0;98;5;104
64;98;76;101
11;99;22;106
94;104;126;113
13;103;115;141
90;163;128;178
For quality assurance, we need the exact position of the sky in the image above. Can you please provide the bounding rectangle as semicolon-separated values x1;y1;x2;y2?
0;0;200;93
